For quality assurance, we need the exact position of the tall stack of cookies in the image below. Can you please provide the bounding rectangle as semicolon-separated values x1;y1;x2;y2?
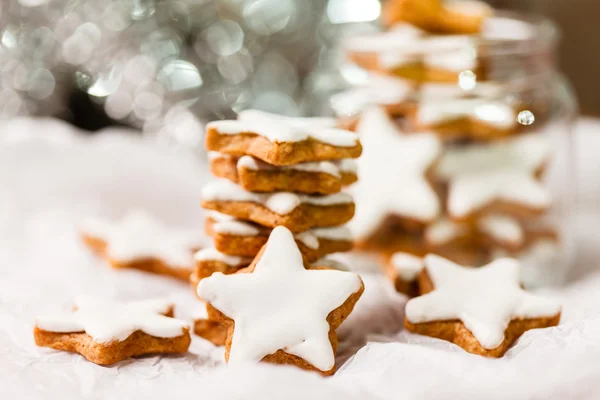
191;109;366;374
192;109;362;283
333;0;561;292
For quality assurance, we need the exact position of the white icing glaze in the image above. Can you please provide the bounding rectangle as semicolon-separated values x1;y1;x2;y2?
436;134;552;218
330;75;413;116
349;107;441;239
206;210;236;222
81;210;201;268
343;24;425;53
35;297;189;343
208;109;359;147
390;252;425;281
477;214;524;246
405;254;561;349
197;226;362;371
202;179;354;215
213;219;261;236
194;248;251;267
417;98;516;129
482;17;535;41
424;218;469;246
311;226;353;242
421;36;478;72
236;155;356;179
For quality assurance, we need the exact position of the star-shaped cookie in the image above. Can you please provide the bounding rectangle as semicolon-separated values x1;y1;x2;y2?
206;110;362;166
81;210;203;280
404;254;561;357
34;297;191;365
349;107;442;241
435;133;552;220
197;226;364;375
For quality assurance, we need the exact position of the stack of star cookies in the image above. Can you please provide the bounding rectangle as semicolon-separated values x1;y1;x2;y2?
192;109;362;285
189;110;365;374
334;0;560;292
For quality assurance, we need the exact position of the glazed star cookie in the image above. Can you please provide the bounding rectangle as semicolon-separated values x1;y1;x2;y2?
206;110;362;166
349;107;441;245
197;226;364;375
81;210;203;281
408;98;518;140
435;133;552;220
202;179;355;232
382;0;493;34
404;254;561;357
331;74;416;119
34;297;191;365
345;26;484;83
204;211;353;262
425;214;525;252
208;152;357;195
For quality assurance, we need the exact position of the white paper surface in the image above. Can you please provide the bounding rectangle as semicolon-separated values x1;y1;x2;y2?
1;118;599;399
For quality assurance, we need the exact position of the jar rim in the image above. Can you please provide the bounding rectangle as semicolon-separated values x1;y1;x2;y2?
342;11;560;58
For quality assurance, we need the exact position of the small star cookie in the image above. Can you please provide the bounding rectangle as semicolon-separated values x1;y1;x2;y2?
34;297;191;365
202;179;355;232
197;226;364;375
404;254;561;357
349;107;441;242
435;133;552;220
206;110;362;166
208;152;357;194
81;210;203;281
204;211;353;262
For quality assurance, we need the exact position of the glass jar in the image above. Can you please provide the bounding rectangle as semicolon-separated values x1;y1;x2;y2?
330;11;578;288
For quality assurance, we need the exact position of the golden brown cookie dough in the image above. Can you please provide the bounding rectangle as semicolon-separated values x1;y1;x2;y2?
201;200;355;233
193;319;228;346
209;153;357;194
205;129;362;167
382;0;492;34
81;234;193;281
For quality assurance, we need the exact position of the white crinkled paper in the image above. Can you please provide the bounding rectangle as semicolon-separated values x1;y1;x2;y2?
1;118;599;399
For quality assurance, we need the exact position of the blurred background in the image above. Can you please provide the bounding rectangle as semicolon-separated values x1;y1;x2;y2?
0;0;596;140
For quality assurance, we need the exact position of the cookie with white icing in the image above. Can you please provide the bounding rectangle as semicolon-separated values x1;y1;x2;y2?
404;254;561;357
81;210;204;281
425;214;525;252
382;0;493;34
209;152;357;195
331;74;417;119
348;107;441;244
202;179;355;232
435;133;552;220
408;98;519;140
205;211;353;262
34;297;191;365
206;110;362;166
197;226;364;375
